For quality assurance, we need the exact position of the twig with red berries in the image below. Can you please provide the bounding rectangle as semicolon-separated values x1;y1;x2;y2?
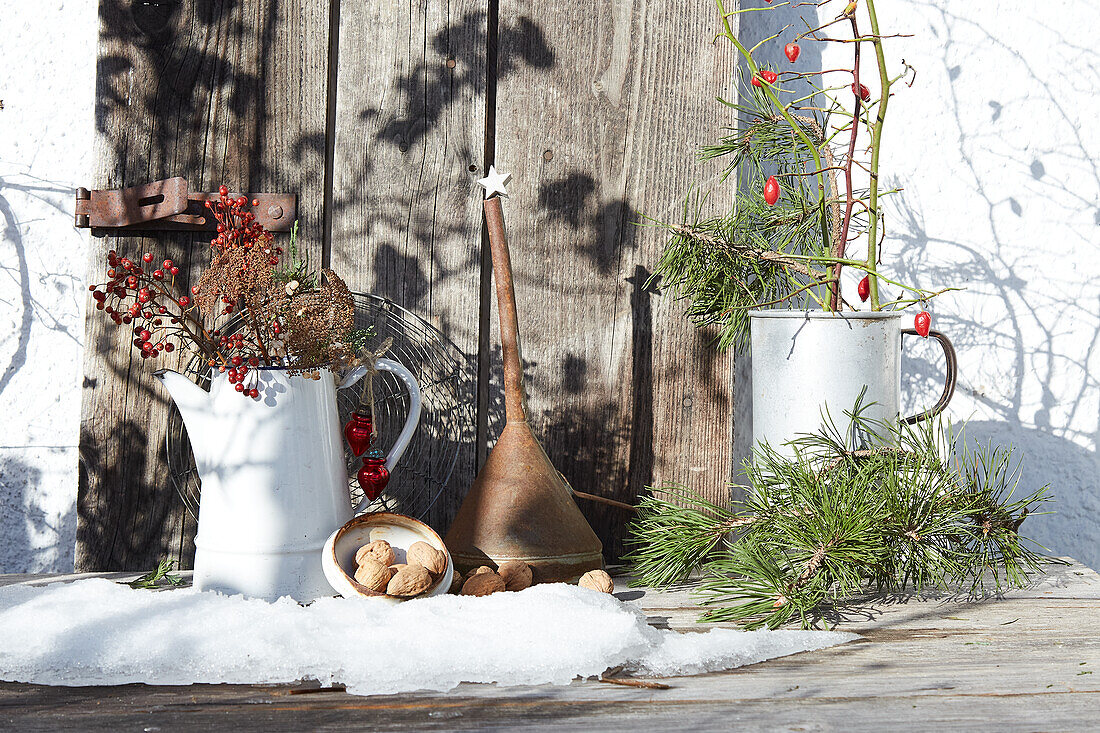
649;0;952;349
89;185;362;399
88;251;212;363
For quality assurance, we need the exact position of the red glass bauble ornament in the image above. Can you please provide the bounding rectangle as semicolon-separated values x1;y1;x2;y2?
344;411;374;456
357;451;390;502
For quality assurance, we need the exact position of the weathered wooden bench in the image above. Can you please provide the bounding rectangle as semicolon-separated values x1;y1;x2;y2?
3;559;1097;731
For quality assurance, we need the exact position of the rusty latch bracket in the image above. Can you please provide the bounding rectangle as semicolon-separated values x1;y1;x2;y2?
74;177;297;233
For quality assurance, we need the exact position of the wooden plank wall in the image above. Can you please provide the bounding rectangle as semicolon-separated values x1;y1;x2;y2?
329;0;486;532
78;0;734;570
492;2;736;556
78;0;331;569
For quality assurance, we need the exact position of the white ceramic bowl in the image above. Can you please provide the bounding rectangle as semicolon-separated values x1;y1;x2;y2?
322;512;454;602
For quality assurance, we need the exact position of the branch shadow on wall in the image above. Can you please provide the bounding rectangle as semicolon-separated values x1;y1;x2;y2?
0;455;75;574
887;6;1100;571
328;13;557;534
332;11;557;322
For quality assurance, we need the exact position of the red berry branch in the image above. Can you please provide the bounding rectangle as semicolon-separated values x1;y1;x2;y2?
649;1;956;350
89;185;358;399
711;0;953;320
88;251;210;362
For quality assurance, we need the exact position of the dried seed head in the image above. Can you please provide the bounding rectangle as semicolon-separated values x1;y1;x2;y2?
280;269;354;372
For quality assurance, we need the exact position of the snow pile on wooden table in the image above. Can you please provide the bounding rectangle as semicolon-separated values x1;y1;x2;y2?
0;579;854;696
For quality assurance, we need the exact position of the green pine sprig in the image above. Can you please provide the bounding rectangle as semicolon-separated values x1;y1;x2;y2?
127;559;185;590
625;399;1055;629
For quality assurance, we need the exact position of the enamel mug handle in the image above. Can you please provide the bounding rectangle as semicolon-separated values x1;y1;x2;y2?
901;329;958;425
335;357;423;471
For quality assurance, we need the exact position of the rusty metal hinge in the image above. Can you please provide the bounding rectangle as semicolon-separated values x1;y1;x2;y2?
74;177;297;233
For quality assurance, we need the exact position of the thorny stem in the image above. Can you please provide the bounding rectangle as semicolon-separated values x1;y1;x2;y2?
245;298;273;363
829;14;862;311
813;33;914;43
777;165;848;178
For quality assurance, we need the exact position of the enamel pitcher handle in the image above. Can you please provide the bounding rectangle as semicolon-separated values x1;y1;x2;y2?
335;357;422;473
901;329;958;425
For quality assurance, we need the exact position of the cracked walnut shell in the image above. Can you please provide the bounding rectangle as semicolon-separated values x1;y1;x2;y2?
352;558;390;593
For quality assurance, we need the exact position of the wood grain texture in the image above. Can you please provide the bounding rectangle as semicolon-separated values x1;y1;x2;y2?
329;0;488;532
2;559;1097;731
78;0;742;566
77;0;330;570
491;1;738;557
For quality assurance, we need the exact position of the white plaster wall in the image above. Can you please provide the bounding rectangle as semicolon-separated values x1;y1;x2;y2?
740;0;1100;570
0;1;97;572
1;1;1098;572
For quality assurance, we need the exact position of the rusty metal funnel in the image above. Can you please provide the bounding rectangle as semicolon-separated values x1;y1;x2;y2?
445;195;603;583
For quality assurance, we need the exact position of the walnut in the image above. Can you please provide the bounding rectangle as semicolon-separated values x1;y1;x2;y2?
465;565;495;581
498;560;533;591
406;541;447;578
355;540;396;568
448;571;465;594
578;569;614;594
352;558;390;593
461;571;505;597
387;564;433;597
389;563;406;577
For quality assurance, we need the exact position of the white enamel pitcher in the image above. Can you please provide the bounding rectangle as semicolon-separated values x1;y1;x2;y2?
154;360;421;602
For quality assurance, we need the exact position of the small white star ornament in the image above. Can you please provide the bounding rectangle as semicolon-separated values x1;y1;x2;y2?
477;165;512;199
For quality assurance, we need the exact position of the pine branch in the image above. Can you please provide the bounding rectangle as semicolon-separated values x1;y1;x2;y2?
624;485;744;588
664;224;829;281
626;399;1055;630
